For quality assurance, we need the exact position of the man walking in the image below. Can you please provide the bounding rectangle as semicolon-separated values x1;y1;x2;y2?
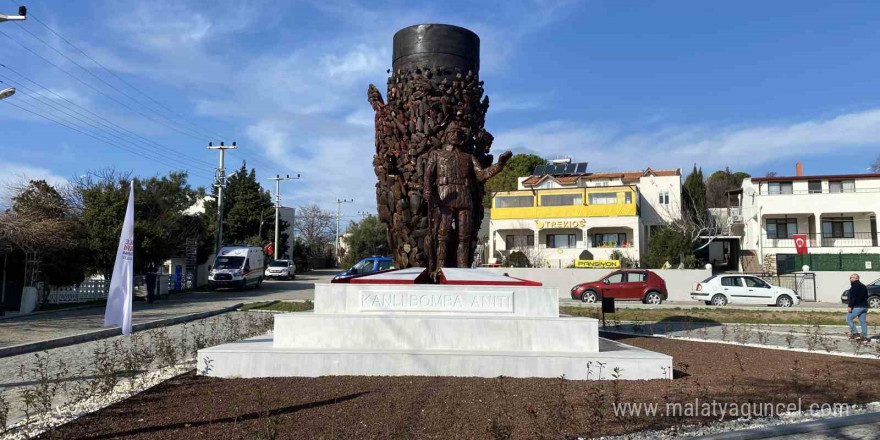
846;274;869;341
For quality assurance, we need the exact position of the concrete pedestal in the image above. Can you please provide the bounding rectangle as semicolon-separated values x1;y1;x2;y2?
198;269;672;380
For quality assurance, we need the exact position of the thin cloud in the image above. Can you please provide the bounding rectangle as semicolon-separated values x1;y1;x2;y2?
494;108;880;172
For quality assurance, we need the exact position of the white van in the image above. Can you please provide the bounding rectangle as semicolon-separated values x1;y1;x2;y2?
209;245;265;290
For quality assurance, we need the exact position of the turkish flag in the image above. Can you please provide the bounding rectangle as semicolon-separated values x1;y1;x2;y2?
264;242;274;255
793;234;808;255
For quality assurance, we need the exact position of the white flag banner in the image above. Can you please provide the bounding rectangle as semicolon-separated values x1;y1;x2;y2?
104;182;135;335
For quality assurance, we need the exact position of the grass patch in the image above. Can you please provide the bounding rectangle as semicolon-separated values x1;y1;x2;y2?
240;300;314;312
560;306;851;326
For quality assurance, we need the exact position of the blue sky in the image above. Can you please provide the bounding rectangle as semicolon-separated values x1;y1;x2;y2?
2;0;880;214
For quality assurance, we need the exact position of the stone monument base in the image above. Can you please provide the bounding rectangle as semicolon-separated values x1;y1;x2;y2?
198;269;672;380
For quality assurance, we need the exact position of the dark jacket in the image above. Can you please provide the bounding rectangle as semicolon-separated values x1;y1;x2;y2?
848;280;869;308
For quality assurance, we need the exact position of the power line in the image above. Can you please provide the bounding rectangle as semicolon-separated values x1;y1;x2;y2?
6;0;229;140
1;99;215;180
0;28;209;142
2;79;215;174
2;6;290;177
8;16;211;140
0;66;218;169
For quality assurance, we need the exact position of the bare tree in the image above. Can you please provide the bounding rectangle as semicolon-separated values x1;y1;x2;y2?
0;179;78;294
295;204;335;248
659;191;728;253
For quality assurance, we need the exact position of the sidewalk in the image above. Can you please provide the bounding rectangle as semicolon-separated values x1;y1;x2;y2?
0;270;335;353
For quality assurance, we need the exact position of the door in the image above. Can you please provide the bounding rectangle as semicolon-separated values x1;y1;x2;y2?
602;272;627;299
742;276;774;304
623;271;648;299
719;276;745;303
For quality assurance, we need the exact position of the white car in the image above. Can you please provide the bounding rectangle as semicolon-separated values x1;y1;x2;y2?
264;259;296;280
691;275;800;307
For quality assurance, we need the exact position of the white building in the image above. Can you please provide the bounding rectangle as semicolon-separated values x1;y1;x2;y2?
488;162;682;267
729;164;880;273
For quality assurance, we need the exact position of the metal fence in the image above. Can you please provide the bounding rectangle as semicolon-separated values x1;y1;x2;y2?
45;275;171;304
45;280;110;304
752;272;817;302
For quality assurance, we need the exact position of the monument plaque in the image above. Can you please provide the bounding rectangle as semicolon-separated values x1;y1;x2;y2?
359;290;514;313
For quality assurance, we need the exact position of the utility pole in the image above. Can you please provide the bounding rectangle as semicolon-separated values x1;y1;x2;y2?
358;210;371;220
335;199;354;264
267;174;300;260
208;141;236;254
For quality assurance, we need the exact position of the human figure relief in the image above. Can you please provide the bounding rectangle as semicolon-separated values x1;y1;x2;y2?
423;122;511;280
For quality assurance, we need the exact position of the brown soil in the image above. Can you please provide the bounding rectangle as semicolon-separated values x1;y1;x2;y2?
38;335;880;440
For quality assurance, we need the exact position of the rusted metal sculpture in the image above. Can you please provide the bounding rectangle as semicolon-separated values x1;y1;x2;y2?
368;24;510;277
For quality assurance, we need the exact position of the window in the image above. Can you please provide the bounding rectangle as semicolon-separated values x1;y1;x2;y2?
822;217;854;238
541;193;582;206
808;180;822;194
592;233;627;248
743;277;769;288
505;235;534;249
352;259;374;272
768;181;793;195
605;273;624;283
495;195;534;208
589;192;618;205
829;180;855;193
659;192;670;205
720;277;742;287
766;218;798;239
625;192;633;204
629;272;648;282
547;234;576;248
378;260;393;271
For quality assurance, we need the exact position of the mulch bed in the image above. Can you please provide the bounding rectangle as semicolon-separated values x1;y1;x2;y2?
38;335;880;440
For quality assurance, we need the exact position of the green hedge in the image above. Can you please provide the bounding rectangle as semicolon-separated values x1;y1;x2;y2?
793;253;880;271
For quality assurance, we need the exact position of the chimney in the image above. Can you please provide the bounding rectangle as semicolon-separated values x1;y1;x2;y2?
795;161;803;177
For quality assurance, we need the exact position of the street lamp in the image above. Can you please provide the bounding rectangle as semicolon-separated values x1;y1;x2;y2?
0;6;26;23
0;88;14;100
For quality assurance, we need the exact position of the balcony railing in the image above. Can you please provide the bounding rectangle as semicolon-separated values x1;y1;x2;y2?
765;232;880;248
759;188;880;196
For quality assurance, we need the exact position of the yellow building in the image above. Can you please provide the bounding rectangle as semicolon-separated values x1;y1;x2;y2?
488;164;681;267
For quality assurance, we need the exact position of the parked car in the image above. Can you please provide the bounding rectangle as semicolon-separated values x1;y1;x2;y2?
691;275;800;307
840;277;880;309
333;256;395;281
264;259;296;280
570;269;668;304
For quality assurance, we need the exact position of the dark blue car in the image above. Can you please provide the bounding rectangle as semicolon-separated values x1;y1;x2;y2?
333;256;395;281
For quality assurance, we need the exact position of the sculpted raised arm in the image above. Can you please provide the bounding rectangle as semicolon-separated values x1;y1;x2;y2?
473;150;513;182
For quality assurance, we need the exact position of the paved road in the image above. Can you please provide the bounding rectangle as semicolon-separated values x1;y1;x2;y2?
0;269;337;349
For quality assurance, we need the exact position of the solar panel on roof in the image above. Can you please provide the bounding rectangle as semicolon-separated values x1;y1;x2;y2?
575;162;588;174
564;163;577;174
558;164;570;175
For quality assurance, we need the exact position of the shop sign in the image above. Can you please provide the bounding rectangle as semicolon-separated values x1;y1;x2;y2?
535;219;586;229
575;259;621;269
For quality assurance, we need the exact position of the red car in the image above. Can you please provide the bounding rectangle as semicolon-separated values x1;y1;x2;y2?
570;269;668;305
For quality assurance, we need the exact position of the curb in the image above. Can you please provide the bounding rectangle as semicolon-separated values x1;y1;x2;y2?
598;329;878;359
0;303;243;359
688;411;880;439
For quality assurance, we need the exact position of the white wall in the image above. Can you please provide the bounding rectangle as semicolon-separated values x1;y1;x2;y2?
637;174;682;225
800;270;880;303
481;267;712;301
